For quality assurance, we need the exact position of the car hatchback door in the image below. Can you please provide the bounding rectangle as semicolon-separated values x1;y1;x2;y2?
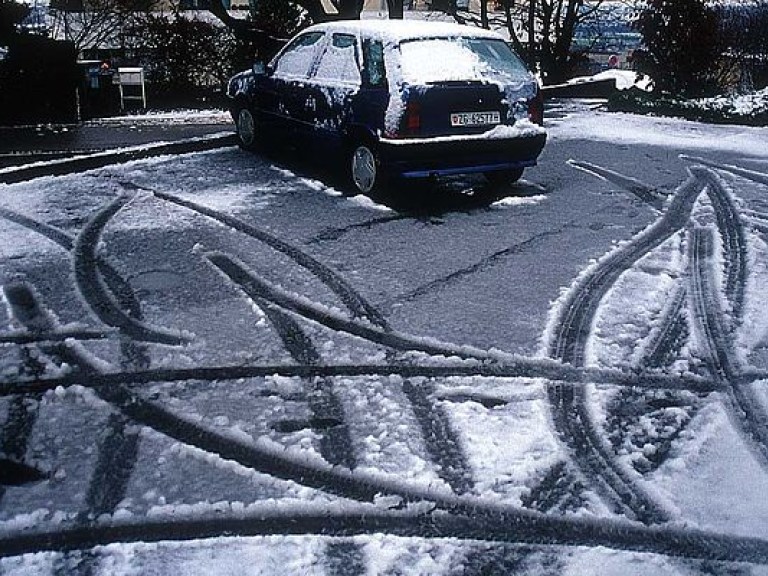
396;36;537;138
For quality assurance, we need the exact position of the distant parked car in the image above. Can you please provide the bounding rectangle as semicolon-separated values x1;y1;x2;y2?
227;20;546;195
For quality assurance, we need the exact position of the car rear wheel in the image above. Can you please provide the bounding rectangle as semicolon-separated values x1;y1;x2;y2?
485;168;524;186
235;106;259;151
350;143;383;195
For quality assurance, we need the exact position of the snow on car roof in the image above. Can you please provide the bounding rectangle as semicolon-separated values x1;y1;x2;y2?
303;19;504;43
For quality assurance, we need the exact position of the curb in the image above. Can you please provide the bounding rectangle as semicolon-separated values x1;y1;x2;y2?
0;132;238;185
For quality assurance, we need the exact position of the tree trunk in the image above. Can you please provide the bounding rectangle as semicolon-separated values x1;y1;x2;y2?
338;0;366;19
527;0;536;69
205;0;367;49
387;0;404;18
504;0;529;59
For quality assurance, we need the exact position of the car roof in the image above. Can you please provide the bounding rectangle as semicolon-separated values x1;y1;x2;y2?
302;19;505;43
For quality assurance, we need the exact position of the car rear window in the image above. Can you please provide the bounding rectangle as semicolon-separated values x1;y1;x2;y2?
398;37;529;85
362;39;386;88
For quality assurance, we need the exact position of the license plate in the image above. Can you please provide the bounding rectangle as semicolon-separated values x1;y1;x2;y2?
450;111;501;127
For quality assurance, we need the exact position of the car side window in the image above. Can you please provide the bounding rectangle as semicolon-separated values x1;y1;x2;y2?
272;32;325;78
361;39;387;88
313;33;361;85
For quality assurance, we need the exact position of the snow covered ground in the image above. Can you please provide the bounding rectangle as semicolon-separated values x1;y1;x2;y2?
87;109;232;126
1;102;768;574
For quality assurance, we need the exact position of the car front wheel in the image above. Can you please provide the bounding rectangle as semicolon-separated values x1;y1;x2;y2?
350;144;383;195
235;106;258;151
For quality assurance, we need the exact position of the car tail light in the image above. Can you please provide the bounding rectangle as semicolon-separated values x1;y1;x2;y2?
384;100;421;139
528;90;544;125
404;101;421;134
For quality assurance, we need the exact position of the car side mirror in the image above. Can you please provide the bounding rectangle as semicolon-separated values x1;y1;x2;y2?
252;62;267;76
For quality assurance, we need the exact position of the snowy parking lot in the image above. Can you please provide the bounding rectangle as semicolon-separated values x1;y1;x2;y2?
2;101;768;574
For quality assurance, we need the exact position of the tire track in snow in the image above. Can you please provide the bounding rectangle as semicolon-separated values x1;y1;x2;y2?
0;205;151;366
0;209;149;540
143;186;389;328
549;170;702;364
141;183;478;504
34;253;477;521
0;361;723;398
199;245;713;570
202;251;477;496
92;383;411;504
73;195;189;346
0;281;48;503
401;380;474;494
565;162;702;482
626;283;704;477
130;181;736;544
701;169;748;328
5;502;768;565
3;160;764;568
199;244;484;499
0;328;116;344
688;169;768;473
680;155;768;188
239;277;364;571
0;283;107;494
0;207;75;249
0;262;492;564
638;284;689;370
0;206;149;576
0;201;155;574
546;168;706;524
520;460;584;514
0;395;45;501
55;413;140;576
198;246;647;571
567;159;667;211
3;162;756;568
203;250;524;361
688;227;768;469
0;283;141;576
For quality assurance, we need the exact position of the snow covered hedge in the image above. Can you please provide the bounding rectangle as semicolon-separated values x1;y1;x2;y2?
606;86;768;127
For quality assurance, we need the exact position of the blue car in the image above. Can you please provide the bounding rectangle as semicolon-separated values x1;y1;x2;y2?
227;20;546;195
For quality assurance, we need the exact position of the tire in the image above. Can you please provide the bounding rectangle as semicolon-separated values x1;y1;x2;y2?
235;106;259;151
349;143;385;196
485;168;524;186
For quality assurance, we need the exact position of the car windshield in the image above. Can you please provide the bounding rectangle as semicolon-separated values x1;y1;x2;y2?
272;31;324;78
398;36;529;85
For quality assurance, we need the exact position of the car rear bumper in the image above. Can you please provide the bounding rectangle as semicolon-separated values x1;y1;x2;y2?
378;132;547;179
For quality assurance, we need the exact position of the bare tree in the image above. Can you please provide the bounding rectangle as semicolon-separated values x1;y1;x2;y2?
49;0;156;54
501;0;608;84
441;0;609;83
206;0;404;58
714;0;768;91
